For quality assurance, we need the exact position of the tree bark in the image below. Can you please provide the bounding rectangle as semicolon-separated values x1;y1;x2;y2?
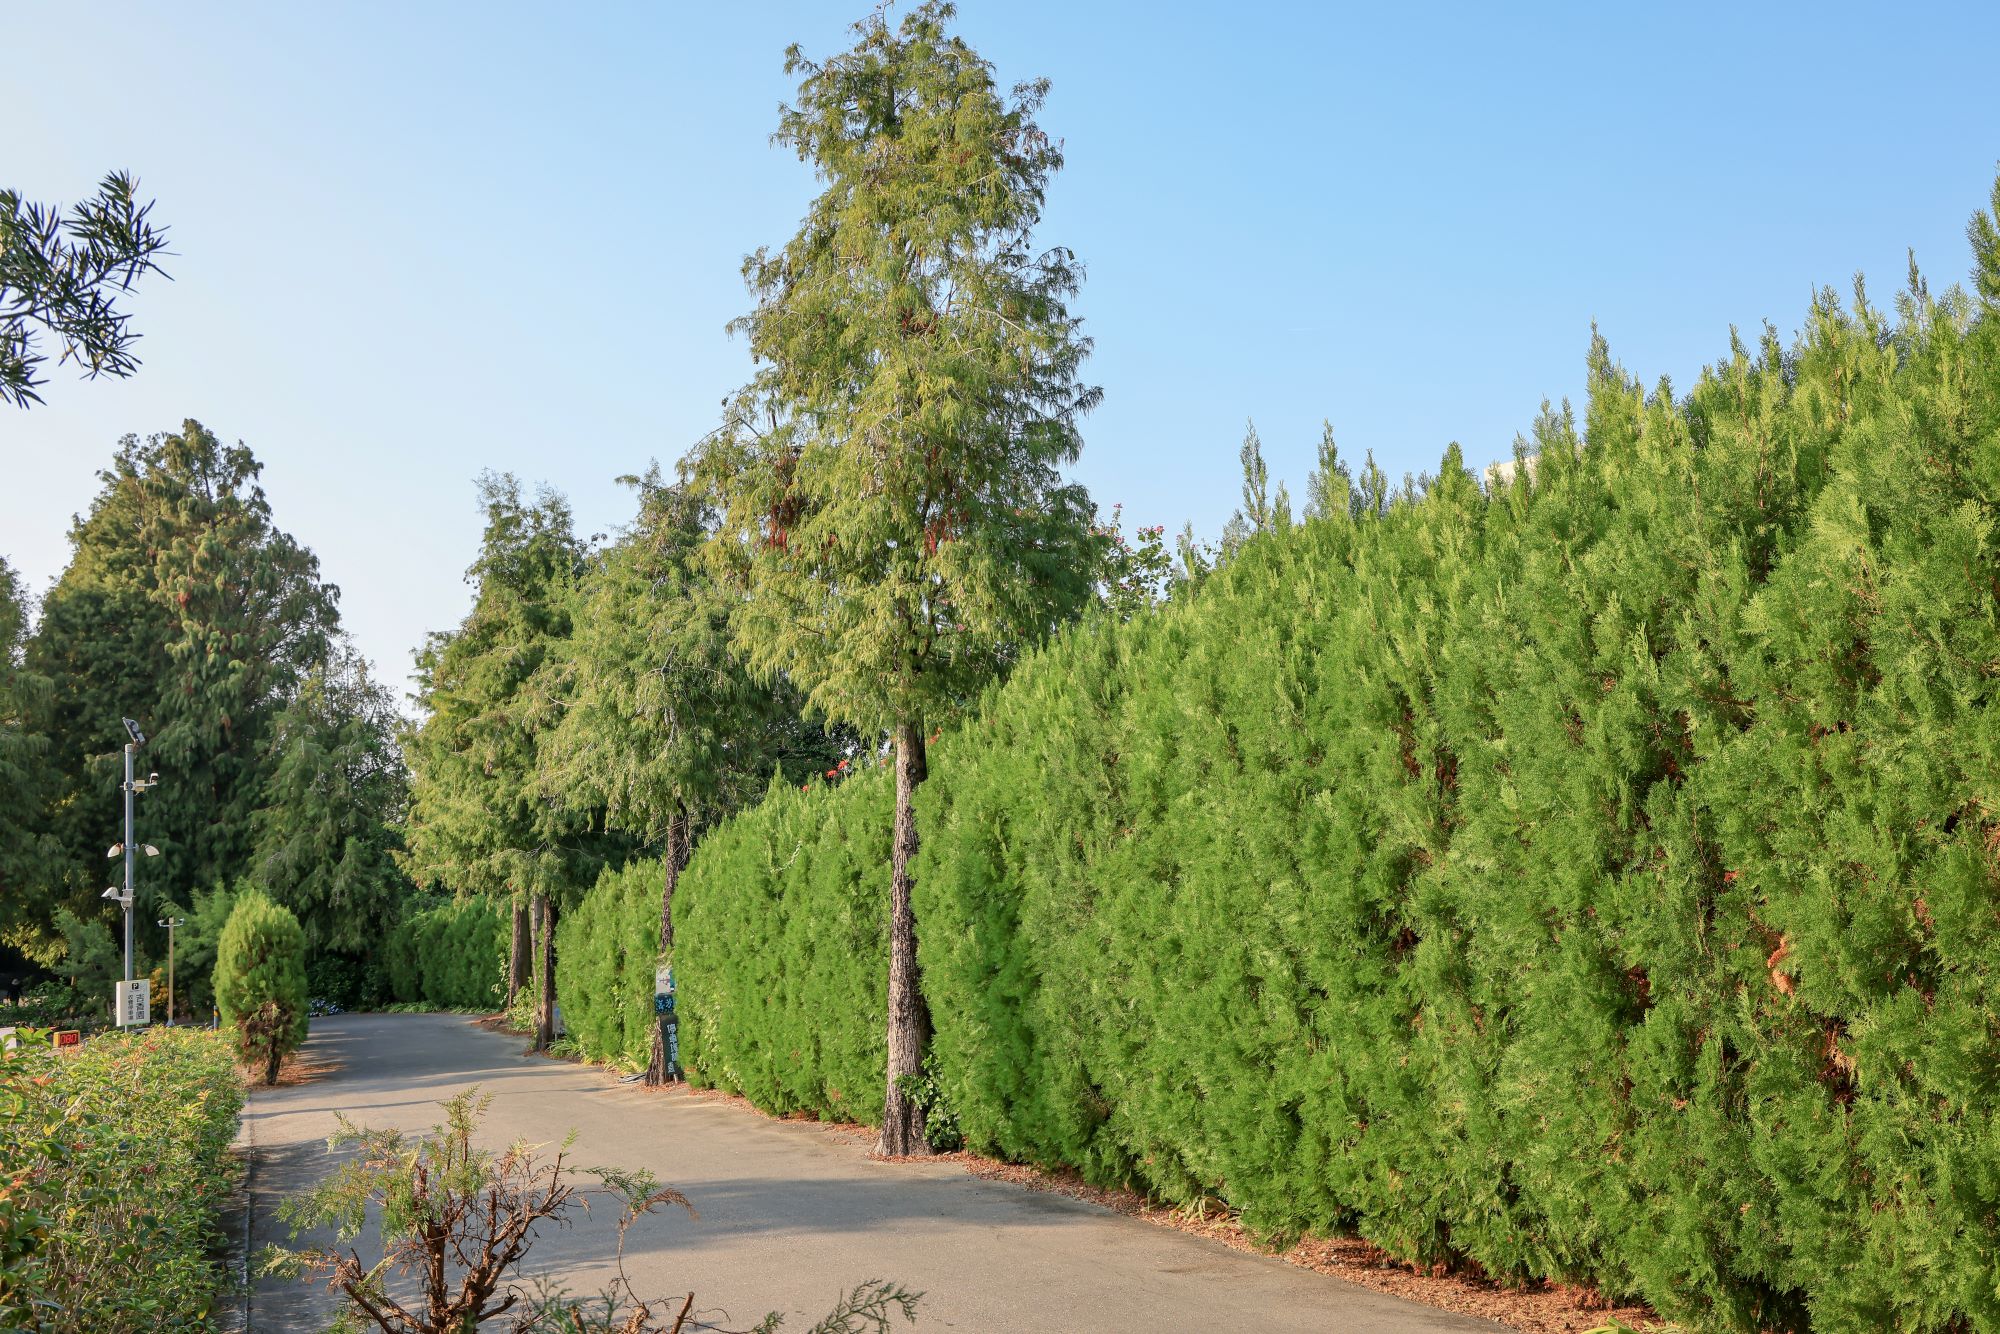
877;720;933;1156
534;893;559;1052
645;808;690;1088
506;896;530;1007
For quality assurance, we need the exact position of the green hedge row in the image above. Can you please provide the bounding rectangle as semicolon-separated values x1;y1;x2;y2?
674;770;893;1124
0;1027;244;1332
384;894;508;1011
670;273;2000;1331
554;860;661;1067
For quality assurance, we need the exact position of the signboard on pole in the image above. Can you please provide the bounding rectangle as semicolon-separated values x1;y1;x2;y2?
115;978;151;1027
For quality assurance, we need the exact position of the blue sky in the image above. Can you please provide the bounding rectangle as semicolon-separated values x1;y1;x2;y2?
6;2;1997;692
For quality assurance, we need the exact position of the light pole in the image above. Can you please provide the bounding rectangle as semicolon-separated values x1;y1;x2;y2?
104;717;158;998
157;916;185;1025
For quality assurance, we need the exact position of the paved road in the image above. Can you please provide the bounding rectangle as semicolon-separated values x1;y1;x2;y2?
239;1014;1495;1333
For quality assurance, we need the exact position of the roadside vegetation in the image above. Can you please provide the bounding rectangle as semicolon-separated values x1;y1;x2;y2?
663;185;2000;1330
6;4;2000;1332
0;1027;243;1333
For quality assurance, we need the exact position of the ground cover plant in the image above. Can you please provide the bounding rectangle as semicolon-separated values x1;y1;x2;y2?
666;180;2000;1330
0;1026;244;1332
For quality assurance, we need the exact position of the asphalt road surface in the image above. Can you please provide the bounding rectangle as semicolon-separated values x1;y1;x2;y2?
237;1013;1495;1333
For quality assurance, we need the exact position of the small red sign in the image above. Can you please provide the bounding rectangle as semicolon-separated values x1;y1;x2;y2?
53;1030;81;1048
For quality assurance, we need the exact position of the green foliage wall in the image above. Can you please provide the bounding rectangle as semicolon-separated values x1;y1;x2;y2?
554;860;662;1067
671;256;2000;1330
673;769;893;1125
383;894;508;1011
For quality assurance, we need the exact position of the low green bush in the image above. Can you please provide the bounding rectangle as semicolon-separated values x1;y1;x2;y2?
383;894;508;1011
0;1027;244;1333
554;860;662;1068
674;768;893;1124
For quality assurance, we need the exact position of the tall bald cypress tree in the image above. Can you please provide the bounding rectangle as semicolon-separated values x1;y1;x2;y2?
541;467;841;1083
699;2;1103;1154
402;473;607;1050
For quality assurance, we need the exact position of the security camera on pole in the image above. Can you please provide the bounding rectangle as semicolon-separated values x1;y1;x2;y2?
103;716;160;1027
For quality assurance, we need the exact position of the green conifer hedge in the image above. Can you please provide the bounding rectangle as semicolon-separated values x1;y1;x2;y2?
662;196;2000;1330
383;894;508;1011
673;769;894;1124
553;860;662;1067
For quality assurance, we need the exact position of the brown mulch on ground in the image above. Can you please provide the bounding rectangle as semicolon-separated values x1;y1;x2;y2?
634;1077;1664;1333
258;1051;342;1088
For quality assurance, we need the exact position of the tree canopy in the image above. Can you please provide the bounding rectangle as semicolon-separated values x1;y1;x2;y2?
697;0;1104;1155
23;421;340;946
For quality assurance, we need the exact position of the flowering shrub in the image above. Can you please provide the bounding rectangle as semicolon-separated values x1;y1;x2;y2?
0;1026;244;1332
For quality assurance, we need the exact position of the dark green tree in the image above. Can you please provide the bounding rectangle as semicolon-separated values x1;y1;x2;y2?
542;468;840;1083
24;422;339;943
250;644;412;962
49;906;121;1020
697;2;1103;1154
0;558;58;952
1;172;168;408
157;880;236;1018
214;888;309;1085
402;474;605;1051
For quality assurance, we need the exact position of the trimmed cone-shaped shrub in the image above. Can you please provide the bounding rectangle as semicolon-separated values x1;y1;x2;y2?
213;889;309;1085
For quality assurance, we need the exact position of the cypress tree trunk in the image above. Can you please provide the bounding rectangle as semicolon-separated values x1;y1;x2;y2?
644;809;689;1087
877;720;932;1157
506;896;530;1007
534;893;559;1052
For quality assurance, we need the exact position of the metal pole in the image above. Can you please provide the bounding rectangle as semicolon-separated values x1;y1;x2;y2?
166;921;175;1025
123;742;135;983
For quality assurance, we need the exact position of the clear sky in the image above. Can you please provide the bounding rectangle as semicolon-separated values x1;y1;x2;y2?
6;2;1998;694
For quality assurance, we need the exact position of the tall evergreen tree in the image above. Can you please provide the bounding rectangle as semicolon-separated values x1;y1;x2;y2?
0;558;58;951
541;467;841;1083
249;643;412;959
401;473;604;1050
24;422;339;946
698;1;1104;1154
